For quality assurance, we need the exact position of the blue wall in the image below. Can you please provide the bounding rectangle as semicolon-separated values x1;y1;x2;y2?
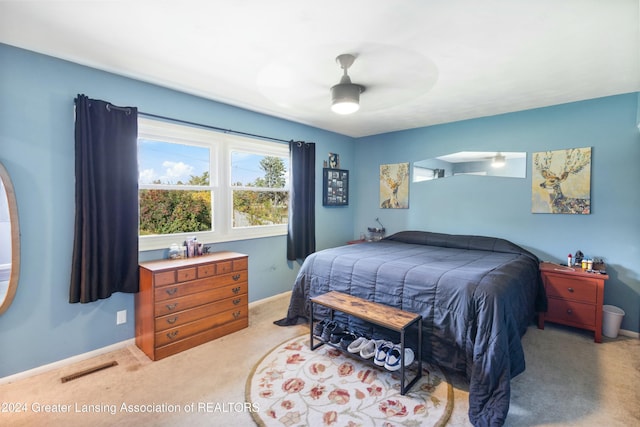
353;94;640;335
1;43;638;378
0;44;354;377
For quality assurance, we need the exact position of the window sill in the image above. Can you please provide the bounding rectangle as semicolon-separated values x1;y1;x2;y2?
139;226;287;252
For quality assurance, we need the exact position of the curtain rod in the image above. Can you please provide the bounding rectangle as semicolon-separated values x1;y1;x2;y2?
104;103;292;144
140;111;292;144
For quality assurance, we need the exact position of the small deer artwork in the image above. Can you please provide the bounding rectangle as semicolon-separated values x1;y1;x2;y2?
533;147;592;214
380;163;409;209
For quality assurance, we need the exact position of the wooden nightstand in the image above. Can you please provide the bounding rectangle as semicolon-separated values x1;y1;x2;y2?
346;239;366;245
538;262;608;343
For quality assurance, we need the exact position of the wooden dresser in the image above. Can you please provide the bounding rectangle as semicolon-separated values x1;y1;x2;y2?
538;262;608;343
135;251;248;360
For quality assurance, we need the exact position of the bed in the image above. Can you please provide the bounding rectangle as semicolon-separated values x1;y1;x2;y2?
276;230;546;426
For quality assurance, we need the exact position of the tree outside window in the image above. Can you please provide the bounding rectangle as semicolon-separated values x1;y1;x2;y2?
232;154;288;228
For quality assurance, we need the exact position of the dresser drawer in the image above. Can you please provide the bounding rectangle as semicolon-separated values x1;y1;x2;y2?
154;318;249;360
176;267;197;282
217;261;233;274
154;271;247;301
154;282;247;317
216;257;248;274
197;263;216;278
547;298;595;327
212;270;247;287
154;306;248;347
233;257;248;271
544;274;597;304
154;271;175;286
155;295;247;331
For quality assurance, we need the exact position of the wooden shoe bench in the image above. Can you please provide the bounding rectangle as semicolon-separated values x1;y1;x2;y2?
309;291;422;395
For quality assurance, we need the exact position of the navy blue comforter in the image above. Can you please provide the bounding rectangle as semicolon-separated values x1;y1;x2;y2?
280;231;545;426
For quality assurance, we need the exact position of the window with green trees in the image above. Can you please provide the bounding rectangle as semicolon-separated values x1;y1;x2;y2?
231;152;288;228
137;118;289;251
138;139;212;236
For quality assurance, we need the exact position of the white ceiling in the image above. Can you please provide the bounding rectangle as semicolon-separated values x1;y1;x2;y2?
1;1;639;138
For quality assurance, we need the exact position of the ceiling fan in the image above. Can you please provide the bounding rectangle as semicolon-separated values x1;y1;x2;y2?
330;54;366;115
255;46;437;116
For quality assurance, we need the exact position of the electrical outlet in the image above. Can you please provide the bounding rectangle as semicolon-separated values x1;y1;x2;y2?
116;310;127;325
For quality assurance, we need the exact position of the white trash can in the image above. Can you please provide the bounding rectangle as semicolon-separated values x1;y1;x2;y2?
602;305;625;338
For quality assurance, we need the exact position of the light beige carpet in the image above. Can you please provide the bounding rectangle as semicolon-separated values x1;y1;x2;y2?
1;291;638;426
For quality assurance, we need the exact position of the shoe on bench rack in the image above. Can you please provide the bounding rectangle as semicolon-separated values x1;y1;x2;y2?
313;319;329;337
373;341;395;367
321;321;343;342
360;339;384;359
338;332;360;350
384;345;415;371
329;330;352;344
347;336;370;354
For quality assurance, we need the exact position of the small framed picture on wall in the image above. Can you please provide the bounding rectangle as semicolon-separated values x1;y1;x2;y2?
328;153;339;168
323;168;349;206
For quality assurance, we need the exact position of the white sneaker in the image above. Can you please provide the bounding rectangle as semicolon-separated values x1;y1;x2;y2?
384;345;415;371
360;339;382;359
347;337;369;354
373;341;394;366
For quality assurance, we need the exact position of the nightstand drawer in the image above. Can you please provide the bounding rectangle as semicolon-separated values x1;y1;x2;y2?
547;298;595;327
544;274;597;304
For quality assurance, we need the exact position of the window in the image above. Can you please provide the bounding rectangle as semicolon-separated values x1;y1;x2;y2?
138;140;212;235
138;118;289;251
231;151;289;228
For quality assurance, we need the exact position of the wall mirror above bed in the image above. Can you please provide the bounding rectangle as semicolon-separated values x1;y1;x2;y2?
0;162;20;315
413;151;526;182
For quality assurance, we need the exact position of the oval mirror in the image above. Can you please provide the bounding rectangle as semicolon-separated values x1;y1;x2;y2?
0;162;20;315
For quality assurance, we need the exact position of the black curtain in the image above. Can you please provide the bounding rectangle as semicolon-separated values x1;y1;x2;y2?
69;95;139;303
287;141;316;260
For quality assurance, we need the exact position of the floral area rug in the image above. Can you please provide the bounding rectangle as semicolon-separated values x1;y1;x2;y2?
246;334;453;427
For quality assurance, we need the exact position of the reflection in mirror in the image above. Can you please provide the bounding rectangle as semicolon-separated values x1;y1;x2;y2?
0;162;19;315
413;151;526;182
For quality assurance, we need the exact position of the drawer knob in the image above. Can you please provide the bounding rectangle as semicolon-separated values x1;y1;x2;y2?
566;309;573;315
166;317;178;324
166;331;179;340
233;298;241;305
232;274;241;281
166;288;178;296
567;287;574;293
166;303;178;311
233;311;241;319
232;286;241;294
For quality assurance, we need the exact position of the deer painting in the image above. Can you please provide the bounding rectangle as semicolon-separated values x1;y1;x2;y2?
533;148;591;214
380;163;409;208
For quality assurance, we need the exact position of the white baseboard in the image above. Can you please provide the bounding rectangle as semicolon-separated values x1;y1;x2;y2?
0;338;135;385
619;328;639;339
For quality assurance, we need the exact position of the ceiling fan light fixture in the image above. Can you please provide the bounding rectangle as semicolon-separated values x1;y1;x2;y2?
331;81;363;114
492;152;506;168
330;54;365;115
